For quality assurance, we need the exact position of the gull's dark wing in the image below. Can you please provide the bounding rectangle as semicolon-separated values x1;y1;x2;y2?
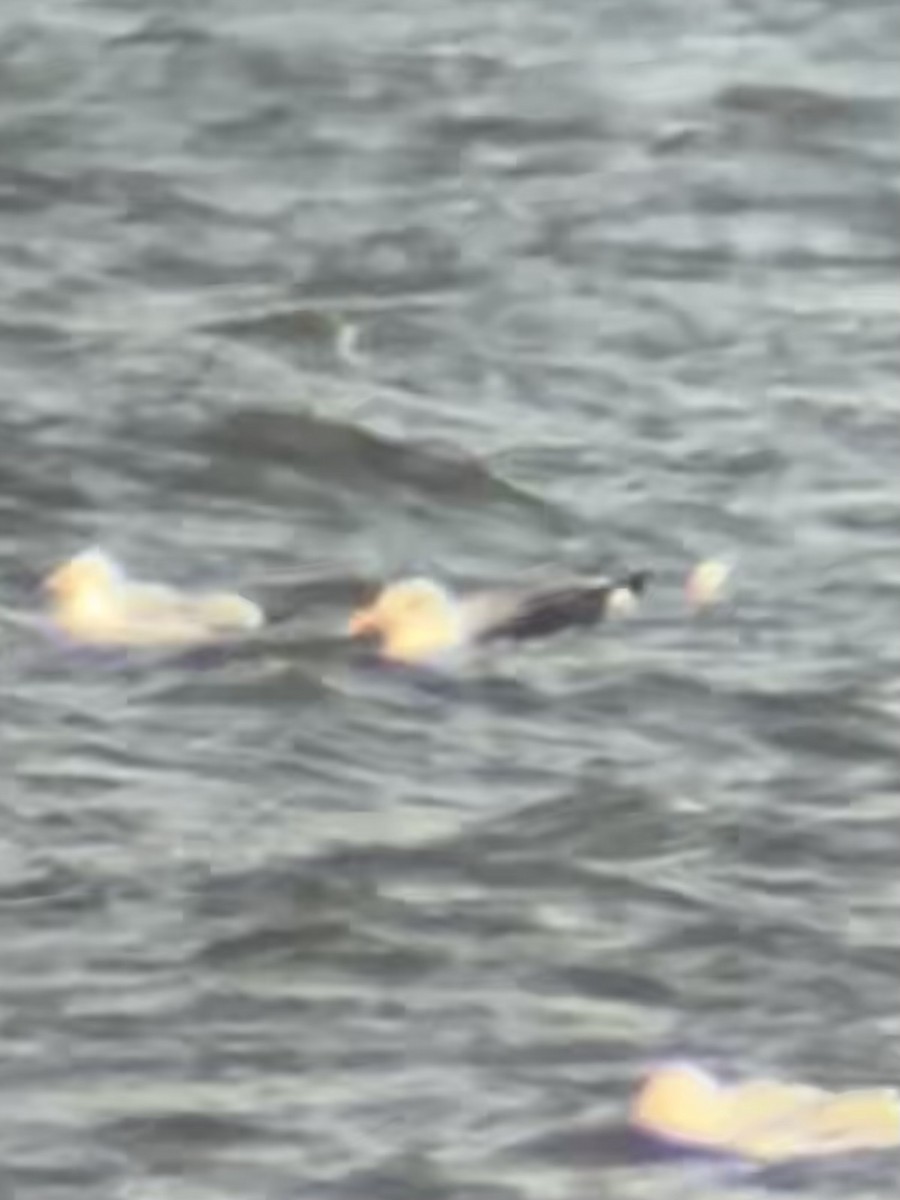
463;571;650;644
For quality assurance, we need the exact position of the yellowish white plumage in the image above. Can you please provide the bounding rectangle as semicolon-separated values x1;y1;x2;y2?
347;578;464;664
686;558;732;610
630;1062;900;1162
347;571;648;665
44;549;263;648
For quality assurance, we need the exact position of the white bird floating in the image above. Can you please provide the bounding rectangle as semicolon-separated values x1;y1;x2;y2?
348;570;649;665
43;549;264;648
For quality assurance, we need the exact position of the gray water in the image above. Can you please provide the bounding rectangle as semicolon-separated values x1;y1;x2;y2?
2;1;900;1197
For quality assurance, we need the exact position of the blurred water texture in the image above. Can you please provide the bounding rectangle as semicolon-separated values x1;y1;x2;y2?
1;0;900;1197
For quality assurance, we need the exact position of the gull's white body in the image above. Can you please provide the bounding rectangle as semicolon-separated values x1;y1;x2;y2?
44;549;263;648
348;572;647;665
631;1062;900;1162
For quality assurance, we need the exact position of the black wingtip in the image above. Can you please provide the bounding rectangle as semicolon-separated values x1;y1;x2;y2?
622;569;651;597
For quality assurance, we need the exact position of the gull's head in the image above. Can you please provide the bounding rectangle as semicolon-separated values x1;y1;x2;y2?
43;549;122;607
630;1062;722;1146
347;578;462;662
